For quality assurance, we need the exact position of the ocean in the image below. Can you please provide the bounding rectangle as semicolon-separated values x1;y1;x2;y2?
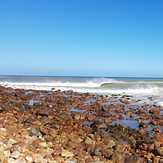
0;75;163;105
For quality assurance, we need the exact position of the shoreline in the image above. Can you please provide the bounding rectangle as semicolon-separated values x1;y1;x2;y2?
0;86;162;162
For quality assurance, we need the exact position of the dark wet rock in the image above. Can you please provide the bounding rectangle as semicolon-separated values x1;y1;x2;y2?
0;106;4;112
139;121;146;128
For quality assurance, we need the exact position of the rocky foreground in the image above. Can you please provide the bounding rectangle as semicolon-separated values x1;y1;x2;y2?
0;86;162;163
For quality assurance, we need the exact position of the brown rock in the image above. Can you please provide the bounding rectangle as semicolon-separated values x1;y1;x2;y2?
149;107;160;116
61;149;74;158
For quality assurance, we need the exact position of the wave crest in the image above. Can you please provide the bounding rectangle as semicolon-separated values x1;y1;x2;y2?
0;78;124;88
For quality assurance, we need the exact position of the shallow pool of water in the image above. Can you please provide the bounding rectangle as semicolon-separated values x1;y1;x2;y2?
112;119;139;129
70;107;86;113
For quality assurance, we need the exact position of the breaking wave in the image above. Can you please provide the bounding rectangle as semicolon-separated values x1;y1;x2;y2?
0;78;124;88
0;77;163;98
0;81;162;96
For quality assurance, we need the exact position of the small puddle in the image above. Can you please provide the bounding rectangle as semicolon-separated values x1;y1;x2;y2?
28;99;41;106
160;110;163;116
70;107;86;114
21;99;41;111
128;104;140;110
24;99;41;108
112;119;139;129
84;97;97;105
25;91;33;96
160;127;163;133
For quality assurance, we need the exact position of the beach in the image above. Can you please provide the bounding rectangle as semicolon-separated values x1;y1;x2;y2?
1;0;163;162
0;84;162;162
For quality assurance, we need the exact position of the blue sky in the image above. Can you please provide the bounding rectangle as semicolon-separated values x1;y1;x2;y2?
0;0;163;77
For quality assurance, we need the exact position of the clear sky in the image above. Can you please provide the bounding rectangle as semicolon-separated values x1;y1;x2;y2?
0;0;163;77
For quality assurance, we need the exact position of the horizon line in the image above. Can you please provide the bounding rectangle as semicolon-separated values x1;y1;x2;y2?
0;74;163;79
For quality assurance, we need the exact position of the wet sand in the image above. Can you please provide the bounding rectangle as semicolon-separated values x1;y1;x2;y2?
0;86;162;162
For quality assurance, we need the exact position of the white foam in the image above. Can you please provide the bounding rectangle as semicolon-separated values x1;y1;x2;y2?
0;78;124;88
0;81;161;96
55;87;160;95
158;102;163;106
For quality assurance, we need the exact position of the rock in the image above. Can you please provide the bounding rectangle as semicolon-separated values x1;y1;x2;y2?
25;155;33;162
15;159;26;163
0;128;7;137
39;142;48;148
8;158;16;163
112;153;125;163
8;138;17;145
61;149;74;158
112;145;126;163
107;140;116;148
29;128;41;137
8;158;26;163
0;128;7;132
158;119;163;126
4;150;10;158
94;147;102;156
148;143;155;152
125;155;146;163
87;114;96;121
33;154;44;162
0;106;4;112
10;151;20;159
85;137;95;145
149;107;160;116
157;147;163;156
74;114;81;120
65;159;77;163
105;161;113;163
0;152;5;162
97;123;107;129
48;161;58;163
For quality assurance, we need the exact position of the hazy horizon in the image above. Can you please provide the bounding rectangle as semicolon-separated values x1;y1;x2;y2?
1;74;163;79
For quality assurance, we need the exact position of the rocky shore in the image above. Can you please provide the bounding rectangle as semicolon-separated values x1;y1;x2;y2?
0;86;162;163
